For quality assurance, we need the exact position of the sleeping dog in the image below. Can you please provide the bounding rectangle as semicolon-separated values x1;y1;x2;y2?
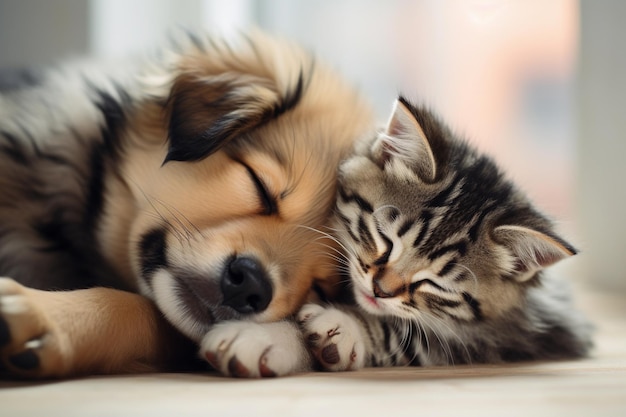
0;30;373;378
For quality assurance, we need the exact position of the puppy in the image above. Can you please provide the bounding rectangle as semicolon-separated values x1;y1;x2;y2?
0;31;373;378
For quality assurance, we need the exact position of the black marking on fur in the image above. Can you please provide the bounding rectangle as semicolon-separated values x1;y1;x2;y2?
357;256;369;274
0;131;29;164
462;292;482;321
426;294;461;310
337;210;360;245
381;321;392;353
93;86;131;157
311;283;330;303
409;279;448;294
373;233;393;266
412;211;432;249
336;212;352;229
499;347;535;362
438;260;456;277
468;204;494;242
386;207;400;223
139;228;168;286
84;86;130;231
270;68;305;118
427;174;462;207
369;354;378;367
397;218;414;238
357;216;374;250
83;86;131;230
428;240;467;261
83;143;107;231
338;188;374;214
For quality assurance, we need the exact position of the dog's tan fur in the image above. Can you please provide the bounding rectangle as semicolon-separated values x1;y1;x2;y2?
0;31;373;378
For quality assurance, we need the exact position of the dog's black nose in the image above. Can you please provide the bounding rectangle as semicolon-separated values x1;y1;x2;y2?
221;256;273;314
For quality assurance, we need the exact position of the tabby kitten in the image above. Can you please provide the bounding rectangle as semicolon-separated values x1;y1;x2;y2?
297;97;593;371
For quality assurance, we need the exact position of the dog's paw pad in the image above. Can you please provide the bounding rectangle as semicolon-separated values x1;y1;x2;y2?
227;355;251;378
298;306;365;372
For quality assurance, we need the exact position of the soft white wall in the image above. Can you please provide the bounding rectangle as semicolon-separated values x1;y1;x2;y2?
89;0;254;57
257;0;399;118
0;0;89;67
576;0;626;292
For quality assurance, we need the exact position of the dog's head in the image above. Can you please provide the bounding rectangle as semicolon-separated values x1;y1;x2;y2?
116;32;373;341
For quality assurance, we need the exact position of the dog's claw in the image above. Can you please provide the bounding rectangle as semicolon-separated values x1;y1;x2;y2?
258;347;277;377
204;351;219;370
9;349;40;370
0;316;10;346
227;355;250;378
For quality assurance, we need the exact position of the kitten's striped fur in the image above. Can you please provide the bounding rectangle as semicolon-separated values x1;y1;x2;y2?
299;97;592;370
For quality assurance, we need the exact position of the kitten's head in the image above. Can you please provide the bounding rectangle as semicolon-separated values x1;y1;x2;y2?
335;97;576;324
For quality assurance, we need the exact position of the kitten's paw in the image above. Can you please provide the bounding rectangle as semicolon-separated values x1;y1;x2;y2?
0;278;67;379
297;304;366;372
200;320;312;378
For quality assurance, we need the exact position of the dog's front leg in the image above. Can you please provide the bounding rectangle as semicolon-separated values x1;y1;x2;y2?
0;277;192;379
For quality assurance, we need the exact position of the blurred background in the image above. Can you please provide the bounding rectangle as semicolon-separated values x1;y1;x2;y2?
0;0;624;293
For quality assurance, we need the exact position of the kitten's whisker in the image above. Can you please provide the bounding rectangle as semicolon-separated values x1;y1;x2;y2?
310;241;350;264
418;316;452;365
372;204;401;218
297;224;357;259
422;314;472;366
422;315;455;366
309;250;351;268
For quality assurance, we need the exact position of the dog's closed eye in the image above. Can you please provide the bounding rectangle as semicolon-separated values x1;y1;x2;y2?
242;163;278;216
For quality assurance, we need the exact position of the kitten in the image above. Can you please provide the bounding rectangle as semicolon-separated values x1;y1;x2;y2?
200;97;593;376
297;97;593;371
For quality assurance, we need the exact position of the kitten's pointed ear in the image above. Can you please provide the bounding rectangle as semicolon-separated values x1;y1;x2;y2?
379;99;437;181
493;225;577;282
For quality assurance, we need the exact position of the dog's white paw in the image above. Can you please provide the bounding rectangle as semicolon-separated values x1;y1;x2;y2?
0;277;67;378
297;303;366;372
200;320;312;378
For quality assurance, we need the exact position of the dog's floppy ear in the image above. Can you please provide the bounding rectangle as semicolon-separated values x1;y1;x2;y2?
164;69;304;163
